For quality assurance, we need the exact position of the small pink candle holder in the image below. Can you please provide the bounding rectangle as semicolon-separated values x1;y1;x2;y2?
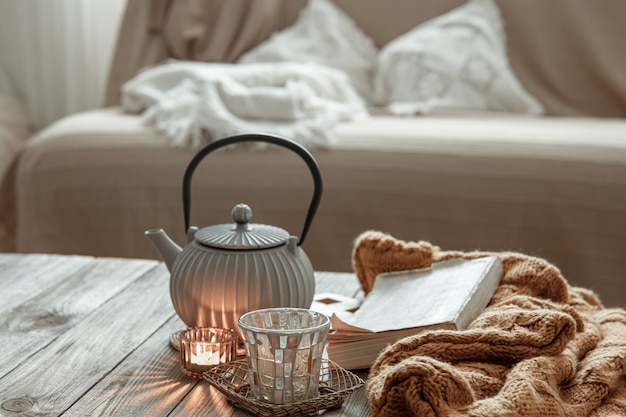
179;327;237;379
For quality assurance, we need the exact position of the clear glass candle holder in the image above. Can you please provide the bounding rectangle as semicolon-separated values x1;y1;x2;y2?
238;308;330;404
179;327;237;379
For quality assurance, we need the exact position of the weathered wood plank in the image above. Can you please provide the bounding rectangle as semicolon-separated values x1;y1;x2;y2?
169;380;243;417
61;315;195;417
0;263;174;417
0;257;160;379
0;254;94;314
325;383;371;417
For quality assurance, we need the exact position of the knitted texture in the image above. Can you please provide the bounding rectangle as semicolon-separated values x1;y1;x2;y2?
352;231;626;417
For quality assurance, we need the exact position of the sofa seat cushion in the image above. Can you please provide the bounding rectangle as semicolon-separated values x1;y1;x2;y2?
34;106;626;162
335;111;626;164
13;107;626;307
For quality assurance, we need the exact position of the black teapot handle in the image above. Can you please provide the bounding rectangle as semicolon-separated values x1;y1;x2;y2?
182;133;323;246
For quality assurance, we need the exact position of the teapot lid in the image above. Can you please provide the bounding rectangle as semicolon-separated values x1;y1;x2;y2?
194;204;290;250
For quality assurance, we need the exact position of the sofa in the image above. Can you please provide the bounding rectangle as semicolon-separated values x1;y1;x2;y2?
2;0;626;308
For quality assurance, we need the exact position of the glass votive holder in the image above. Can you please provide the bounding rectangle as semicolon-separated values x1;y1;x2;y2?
179;327;237;379
238;308;330;405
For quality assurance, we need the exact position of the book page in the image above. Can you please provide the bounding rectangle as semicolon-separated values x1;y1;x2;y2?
333;257;501;333
331;311;374;333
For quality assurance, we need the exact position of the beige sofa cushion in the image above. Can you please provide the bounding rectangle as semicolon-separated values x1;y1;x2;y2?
372;0;544;115
238;0;378;102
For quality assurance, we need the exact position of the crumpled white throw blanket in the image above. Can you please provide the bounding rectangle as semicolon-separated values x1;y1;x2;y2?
121;61;369;148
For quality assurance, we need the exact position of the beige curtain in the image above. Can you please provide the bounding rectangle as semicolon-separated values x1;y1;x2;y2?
105;0;281;105
0;0;127;130
160;0;282;63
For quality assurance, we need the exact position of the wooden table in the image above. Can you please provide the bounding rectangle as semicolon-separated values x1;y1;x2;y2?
0;253;370;416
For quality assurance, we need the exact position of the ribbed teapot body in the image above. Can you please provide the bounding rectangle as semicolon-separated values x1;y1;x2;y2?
169;241;315;334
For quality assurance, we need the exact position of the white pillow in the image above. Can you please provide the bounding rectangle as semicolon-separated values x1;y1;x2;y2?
237;0;378;102
373;0;544;115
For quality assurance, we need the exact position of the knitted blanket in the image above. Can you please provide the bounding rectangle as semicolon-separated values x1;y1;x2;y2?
352;231;626;417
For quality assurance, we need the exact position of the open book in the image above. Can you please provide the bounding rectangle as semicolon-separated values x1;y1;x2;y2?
325;256;503;370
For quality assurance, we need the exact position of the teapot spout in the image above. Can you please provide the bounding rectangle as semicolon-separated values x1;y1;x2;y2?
144;228;182;272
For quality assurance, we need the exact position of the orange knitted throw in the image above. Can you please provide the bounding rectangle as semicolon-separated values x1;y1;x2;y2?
352;231;626;417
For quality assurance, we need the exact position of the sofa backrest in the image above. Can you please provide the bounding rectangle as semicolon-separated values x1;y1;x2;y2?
106;0;626;117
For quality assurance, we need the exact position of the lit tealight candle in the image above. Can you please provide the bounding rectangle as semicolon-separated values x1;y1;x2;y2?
180;327;237;378
190;343;221;366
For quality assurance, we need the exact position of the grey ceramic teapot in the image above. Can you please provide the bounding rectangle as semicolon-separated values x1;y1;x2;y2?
145;133;322;333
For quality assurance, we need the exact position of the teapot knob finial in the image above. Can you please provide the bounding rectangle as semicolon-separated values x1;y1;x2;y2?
232;203;252;224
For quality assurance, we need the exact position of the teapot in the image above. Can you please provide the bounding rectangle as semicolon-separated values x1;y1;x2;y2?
145;133;322;334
